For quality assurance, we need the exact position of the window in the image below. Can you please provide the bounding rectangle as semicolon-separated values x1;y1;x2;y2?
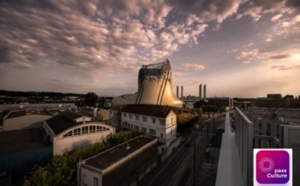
143;116;147;122
161;133;163;138
135;115;139;120
63;131;73;138
149;129;156;135
134;125;139;130
94;177;99;186
90;126;96;133
123;122;127;127
83;174;88;186
152;118;156;124
159;119;165;125
82;126;88;134
74;128;81;136
123;113;126;117
171;118;174;123
97;126;102;132
129;114;132;119
141;127;147;133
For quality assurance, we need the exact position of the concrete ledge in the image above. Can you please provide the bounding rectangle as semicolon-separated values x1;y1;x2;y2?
215;113;244;186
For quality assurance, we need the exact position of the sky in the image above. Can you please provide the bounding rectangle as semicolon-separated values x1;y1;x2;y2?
0;0;299;98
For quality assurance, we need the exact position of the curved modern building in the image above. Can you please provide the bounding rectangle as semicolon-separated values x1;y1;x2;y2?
112;59;183;108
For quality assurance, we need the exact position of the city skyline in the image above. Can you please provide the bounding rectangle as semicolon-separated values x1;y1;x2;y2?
0;0;299;97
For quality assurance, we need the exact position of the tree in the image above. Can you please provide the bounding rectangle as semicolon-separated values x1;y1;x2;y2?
23;131;142;185
84;92;98;107
98;97;107;108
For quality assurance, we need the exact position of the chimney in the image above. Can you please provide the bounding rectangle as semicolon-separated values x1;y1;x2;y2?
181;86;183;100
199;84;202;100
176;86;179;97
204;84;207;99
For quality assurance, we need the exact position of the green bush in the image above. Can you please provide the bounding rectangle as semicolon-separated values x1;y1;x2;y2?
23;130;141;186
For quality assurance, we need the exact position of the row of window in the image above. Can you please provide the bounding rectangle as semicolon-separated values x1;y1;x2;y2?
123;122;157;135
63;125;110;138
123;113;167;125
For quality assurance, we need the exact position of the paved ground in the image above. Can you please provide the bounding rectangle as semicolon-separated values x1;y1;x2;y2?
194;147;220;186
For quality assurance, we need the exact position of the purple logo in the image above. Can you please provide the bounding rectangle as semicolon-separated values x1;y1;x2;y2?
256;150;289;184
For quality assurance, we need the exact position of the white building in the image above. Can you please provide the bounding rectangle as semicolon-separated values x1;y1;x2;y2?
78;136;158;186
43;111;115;155
121;105;177;147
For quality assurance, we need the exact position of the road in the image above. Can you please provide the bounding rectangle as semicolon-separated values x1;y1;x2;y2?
140;114;225;186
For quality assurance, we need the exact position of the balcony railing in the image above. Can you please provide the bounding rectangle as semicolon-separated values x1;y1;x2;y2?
216;108;253;186
235;107;253;186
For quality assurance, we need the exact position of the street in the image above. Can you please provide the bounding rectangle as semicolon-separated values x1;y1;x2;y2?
140;114;225;186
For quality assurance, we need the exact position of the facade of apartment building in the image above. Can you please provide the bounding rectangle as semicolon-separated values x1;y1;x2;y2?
121;104;177;147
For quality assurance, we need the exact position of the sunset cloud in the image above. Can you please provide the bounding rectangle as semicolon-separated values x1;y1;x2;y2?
0;0;299;97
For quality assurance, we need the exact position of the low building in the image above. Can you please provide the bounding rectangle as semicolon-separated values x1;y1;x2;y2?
43;111;115;155
78;136;158;186
0;128;52;183
121;104;177;147
2;109;52;131
97;109;109;121
78;107;98;120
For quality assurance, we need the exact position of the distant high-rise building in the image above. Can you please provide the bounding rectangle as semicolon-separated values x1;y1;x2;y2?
181;86;183;100
204;84;206;99
199;84;202;100
176;86;179;98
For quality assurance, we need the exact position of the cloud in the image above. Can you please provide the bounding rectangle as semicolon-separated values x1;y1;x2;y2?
269;54;290;59
178;63;205;71
265;34;273;42
271;14;283;21
236;0;295;22
236;49;260;61
0;0;213;75
271;64;300;70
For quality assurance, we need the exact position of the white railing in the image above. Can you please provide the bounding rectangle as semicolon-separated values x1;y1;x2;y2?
216;112;244;186
235;107;253;186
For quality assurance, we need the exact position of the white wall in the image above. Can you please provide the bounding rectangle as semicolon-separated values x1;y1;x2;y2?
80;166;102;186
283;125;300;148
52;123;115;155
121;111;177;146
3;115;52;131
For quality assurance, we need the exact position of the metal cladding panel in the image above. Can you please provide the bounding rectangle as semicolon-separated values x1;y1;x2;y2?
112;60;183;108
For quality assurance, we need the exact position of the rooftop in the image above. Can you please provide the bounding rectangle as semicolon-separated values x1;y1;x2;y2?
84;136;156;170
4;109;50;119
46;111;84;135
122;104;175;118
0;128;51;155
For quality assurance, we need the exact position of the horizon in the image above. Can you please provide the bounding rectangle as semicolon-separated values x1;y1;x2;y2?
1;1;299;98
0;89;298;99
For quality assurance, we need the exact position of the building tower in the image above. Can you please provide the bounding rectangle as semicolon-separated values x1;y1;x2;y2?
181;86;183;100
199;84;202;100
176;86;179;98
112;59;183;108
204;84;206;99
